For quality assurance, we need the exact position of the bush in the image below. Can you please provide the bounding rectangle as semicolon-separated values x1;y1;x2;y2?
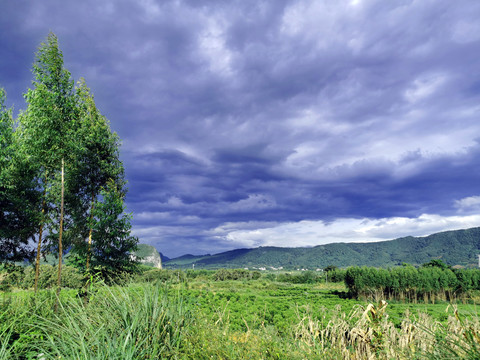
185;269;215;280
344;265;480;301
0;266;25;290
212;269;261;281
328;269;346;282
21;265;83;289
137;269;186;283
276;271;321;284
263;273;276;282
88;266;136;286
61;266;84;288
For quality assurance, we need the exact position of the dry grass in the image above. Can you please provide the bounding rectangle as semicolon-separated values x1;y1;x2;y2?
294;301;480;359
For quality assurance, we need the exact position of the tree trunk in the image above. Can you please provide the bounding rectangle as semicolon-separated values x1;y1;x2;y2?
55;158;65;311
85;193;95;272
34;214;44;293
34;176;47;294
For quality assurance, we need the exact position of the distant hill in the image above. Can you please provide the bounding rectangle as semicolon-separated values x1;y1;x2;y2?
159;252;170;263
133;244;162;268
164;227;480;269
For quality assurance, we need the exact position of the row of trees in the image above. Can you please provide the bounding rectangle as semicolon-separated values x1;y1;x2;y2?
344;262;480;302
0;33;138;292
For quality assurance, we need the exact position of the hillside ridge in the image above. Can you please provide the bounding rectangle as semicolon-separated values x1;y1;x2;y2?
163;227;480;269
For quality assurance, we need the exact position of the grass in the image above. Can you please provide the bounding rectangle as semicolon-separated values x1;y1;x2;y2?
1;283;191;359
1;274;480;359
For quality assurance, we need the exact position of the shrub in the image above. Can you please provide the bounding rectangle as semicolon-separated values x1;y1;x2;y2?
212;269;261;281
0;266;24;290
263;273;276;282
21;265;83;289
328;269;346;282
276;271;321;284
137;269;186;283
185;269;215;280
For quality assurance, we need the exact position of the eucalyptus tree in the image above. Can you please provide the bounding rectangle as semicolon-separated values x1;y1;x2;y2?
0;88;38;263
21;33;78;294
67;79;125;272
0;87;15;254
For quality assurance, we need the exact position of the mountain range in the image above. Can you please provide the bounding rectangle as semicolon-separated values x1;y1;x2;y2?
158;227;480;269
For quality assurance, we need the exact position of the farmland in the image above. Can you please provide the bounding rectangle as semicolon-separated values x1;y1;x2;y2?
2;268;480;359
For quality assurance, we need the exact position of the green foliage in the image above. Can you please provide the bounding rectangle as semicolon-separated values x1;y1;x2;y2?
328;269;346;282
2;275;480;359
0;87;13;196
21;265;83;290
422;259;450;269
18;32;82;297
184;269;216;280
213;268;262;281
22;33;77;170
0;265;83;291
88;181;138;274
136;269;186;283
0;283;191;359
2;33;132;290
0;266;25;291
66;79;125;264
20;32;78;244
164;227;480;269
0;88;38;263
344;265;480;301
324;264;337;272
276;271;321;284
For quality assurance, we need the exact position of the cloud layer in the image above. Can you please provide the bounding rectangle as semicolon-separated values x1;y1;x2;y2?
1;0;480;256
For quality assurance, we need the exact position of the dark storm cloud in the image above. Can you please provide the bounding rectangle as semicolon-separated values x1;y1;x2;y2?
1;0;480;256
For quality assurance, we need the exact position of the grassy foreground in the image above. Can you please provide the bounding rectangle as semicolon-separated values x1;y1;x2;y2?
1;276;480;359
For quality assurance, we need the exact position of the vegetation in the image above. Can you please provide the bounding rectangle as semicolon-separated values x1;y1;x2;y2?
1;268;480;359
0;88;37;264
164;227;480;269
344;263;480;303
0;33;137;291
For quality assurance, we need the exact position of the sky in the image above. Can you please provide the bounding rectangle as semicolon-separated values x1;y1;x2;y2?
1;0;480;258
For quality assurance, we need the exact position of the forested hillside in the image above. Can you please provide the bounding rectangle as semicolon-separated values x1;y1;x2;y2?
164;227;480;269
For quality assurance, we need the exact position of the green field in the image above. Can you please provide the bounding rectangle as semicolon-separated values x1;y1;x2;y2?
1;270;480;359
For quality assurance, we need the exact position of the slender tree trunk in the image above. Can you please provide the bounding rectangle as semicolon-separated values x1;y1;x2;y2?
85;193;95;272
34;224;43;294
55;158;65;311
34;204;45;293
34;174;47;294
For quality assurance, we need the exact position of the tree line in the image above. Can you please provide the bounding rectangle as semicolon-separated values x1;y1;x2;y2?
344;260;480;302
0;33;138;293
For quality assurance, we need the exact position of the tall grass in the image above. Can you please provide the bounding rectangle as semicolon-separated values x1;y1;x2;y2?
2;278;480;359
1;283;191;359
0;306;16;360
0;291;54;360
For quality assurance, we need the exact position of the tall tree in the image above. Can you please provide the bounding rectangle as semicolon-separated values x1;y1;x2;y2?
0;87;15;256
0;88;38;263
66;79;125;273
21;33;78;296
88;180;138;278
